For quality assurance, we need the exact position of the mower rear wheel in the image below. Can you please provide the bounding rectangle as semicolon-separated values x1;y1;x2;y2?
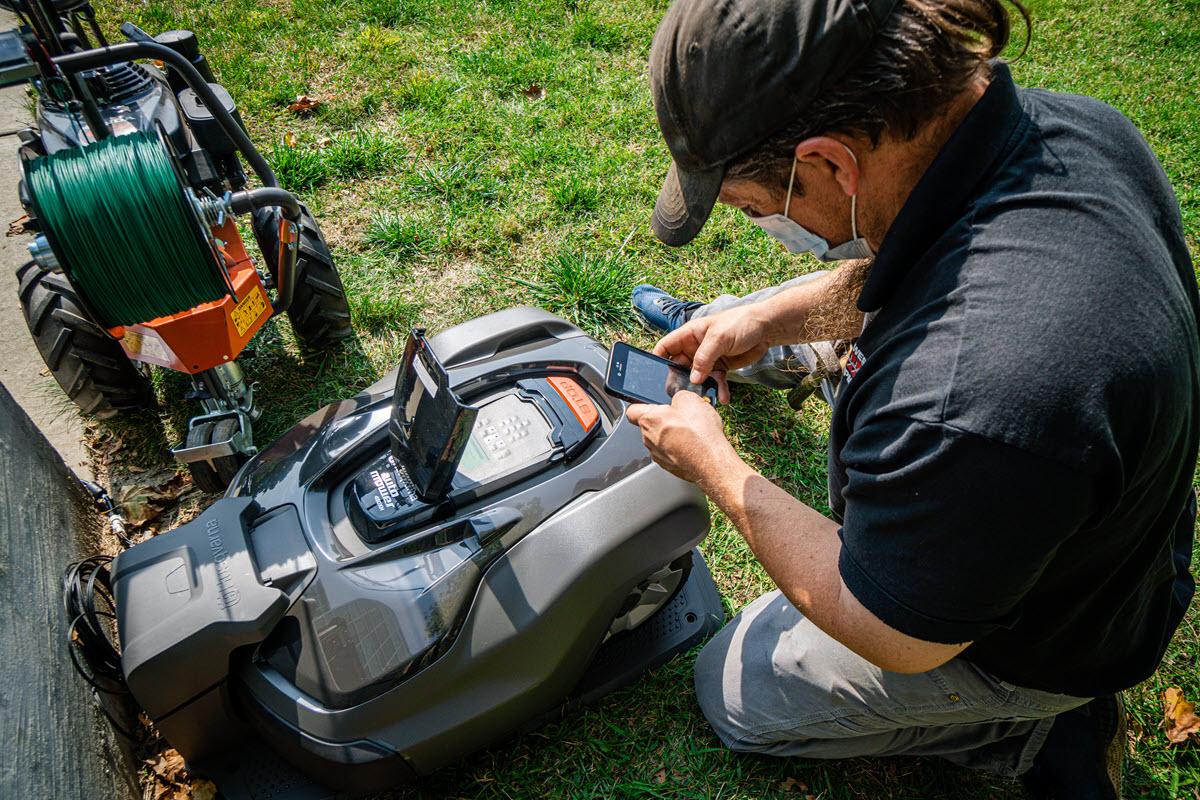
16;261;154;419
252;204;353;350
184;418;247;494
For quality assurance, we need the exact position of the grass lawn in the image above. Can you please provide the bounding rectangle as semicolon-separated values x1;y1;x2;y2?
87;0;1200;797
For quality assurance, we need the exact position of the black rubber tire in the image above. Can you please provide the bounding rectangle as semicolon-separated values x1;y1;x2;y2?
210;417;248;486
184;418;248;494
185;422;224;493
16;260;154;420
252;204;353;350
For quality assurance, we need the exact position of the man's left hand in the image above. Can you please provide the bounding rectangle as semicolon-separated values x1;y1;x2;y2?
626;390;740;486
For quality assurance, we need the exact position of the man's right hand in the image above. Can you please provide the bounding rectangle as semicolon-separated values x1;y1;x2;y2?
653;306;775;402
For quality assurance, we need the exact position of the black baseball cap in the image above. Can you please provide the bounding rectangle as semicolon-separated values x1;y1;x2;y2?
649;0;901;246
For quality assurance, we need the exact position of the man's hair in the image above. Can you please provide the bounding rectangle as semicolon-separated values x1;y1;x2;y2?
726;0;1031;189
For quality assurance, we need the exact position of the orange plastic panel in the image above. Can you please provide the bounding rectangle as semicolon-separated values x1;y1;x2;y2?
113;221;272;374
547;376;600;432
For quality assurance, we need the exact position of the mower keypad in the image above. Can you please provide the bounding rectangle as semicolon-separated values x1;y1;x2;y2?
459;395;554;485
480;415;536;459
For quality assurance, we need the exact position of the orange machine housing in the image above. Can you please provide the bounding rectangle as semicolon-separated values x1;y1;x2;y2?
110;219;272;374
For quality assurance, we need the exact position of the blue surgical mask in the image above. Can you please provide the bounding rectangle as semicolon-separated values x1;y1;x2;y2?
748;148;874;262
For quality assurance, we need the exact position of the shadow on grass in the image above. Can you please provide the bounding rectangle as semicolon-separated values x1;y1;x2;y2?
374;650;1024;800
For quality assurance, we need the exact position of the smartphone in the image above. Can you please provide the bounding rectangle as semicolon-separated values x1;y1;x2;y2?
605;341;719;407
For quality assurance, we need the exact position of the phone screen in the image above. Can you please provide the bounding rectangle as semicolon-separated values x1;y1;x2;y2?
622;347;691;405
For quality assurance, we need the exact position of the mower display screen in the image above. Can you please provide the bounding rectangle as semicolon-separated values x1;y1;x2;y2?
459;436;489;474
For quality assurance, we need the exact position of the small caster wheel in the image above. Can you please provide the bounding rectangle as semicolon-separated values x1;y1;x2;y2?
185;418;249;494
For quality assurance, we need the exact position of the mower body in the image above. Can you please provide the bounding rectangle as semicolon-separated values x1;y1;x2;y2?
112;308;724;796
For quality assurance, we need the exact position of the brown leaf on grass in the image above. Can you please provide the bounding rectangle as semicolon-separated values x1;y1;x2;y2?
316;136;333;148
779;777;808;793
191;779;218;800
1127;713;1144;752
148;748;188;783
116;471;188;527
287;94;321;113
1163;686;1200;744
521;84;545;101
283;131;299;148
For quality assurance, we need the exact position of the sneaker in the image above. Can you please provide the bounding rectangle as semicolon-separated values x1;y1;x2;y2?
1021;694;1125;800
631;284;703;334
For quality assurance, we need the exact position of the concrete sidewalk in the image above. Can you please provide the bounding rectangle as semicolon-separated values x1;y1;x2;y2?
0;9;93;480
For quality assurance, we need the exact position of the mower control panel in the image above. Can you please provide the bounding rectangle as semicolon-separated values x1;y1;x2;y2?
346;331;602;544
458;393;554;485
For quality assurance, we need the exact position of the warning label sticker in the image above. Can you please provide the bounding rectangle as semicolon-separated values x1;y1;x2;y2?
122;329;171;363
231;286;268;337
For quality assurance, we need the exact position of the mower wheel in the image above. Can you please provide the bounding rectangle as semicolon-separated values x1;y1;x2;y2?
184;418;247;494
16;261;154;419
252;204;353;350
181;419;247;494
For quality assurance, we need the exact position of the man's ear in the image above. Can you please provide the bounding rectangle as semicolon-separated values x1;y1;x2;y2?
793;137;859;197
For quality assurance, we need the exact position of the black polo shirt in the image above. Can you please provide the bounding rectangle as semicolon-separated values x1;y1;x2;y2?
830;64;1198;697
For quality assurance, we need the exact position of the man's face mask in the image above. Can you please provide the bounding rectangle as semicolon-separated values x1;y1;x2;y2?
748;145;874;262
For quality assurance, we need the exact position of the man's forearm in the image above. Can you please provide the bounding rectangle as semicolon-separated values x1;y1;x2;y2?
756;261;868;345
697;454;968;673
698;454;848;634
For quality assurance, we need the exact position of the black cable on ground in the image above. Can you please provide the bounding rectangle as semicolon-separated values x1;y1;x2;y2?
61;555;127;695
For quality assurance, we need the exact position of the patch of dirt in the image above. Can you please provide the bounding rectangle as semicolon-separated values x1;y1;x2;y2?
416;256;484;320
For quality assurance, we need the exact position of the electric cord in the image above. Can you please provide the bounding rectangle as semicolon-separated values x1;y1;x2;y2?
80;478;131;547
61;554;126;696
62;481;145;742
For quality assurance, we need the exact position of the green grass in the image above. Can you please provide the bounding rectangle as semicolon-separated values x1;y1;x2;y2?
88;0;1200;796
512;250;641;335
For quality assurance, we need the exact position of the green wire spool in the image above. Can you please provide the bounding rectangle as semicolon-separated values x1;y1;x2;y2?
24;132;229;328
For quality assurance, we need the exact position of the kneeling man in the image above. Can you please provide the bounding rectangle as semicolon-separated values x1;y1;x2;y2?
626;1;1198;797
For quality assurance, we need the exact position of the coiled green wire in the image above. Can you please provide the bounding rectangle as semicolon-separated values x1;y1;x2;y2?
25;132;227;327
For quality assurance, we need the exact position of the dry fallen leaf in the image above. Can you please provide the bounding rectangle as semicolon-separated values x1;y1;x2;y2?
287;94;321;113
1163;686;1200;744
149;748;188;783
191;779;218;800
780;777;808;793
316;136;333;148
521;84;545;101
117;471;188;527
7;213;29;236
283;131;299;148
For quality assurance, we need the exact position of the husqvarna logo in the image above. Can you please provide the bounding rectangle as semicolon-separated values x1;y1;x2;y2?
206;517;241;610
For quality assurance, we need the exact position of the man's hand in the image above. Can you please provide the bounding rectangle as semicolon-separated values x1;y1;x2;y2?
626;390;741;486
653;305;773;399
